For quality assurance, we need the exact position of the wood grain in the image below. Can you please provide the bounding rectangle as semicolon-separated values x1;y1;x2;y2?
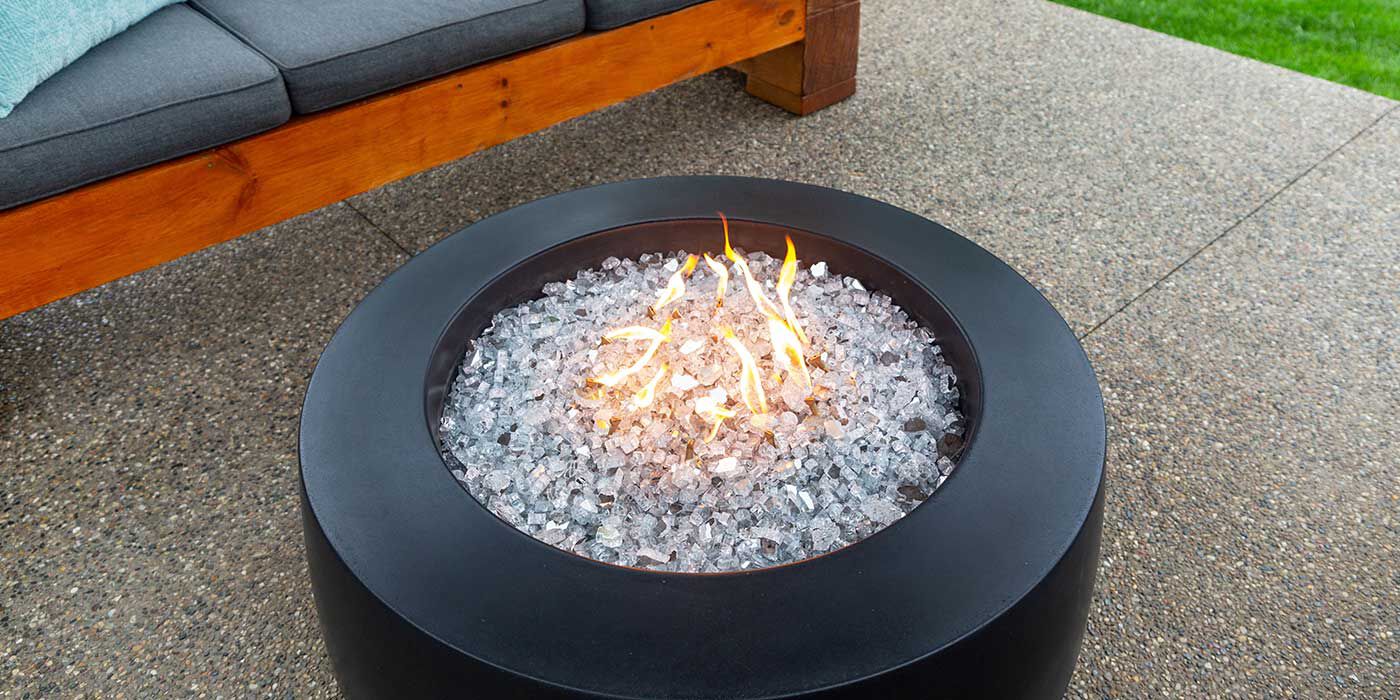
805;0;854;13
0;0;805;319
735;0;859;115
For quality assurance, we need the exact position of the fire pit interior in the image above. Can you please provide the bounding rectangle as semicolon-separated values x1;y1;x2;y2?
437;217;965;572
304;177;1104;699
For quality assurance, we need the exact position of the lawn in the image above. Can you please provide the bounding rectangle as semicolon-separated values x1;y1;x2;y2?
1053;0;1400;100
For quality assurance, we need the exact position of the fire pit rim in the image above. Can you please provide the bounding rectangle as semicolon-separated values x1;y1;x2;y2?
424;216;987;577
299;176;1106;699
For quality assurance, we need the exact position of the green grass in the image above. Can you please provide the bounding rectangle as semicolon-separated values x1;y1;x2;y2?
1053;0;1400;100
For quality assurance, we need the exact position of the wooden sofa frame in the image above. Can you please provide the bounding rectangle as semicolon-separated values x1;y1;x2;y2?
0;0;859;319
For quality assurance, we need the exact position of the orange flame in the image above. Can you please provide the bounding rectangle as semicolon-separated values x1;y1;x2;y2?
632;364;668;409
702;253;728;307
590;320;671;387
720;326;767;414
651;255;698;314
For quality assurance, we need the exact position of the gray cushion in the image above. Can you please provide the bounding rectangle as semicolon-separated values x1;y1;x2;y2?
584;0;706;30
0;5;290;210
191;0;586;115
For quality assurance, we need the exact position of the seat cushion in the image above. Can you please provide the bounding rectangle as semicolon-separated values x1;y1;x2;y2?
190;0;586;115
0;0;182;118
584;0;706;30
0;5;291;210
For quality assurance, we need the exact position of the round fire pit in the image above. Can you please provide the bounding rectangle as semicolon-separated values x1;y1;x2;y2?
300;177;1105;699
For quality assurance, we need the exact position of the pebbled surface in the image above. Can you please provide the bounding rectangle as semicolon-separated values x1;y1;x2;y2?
3;1;1397;697
2;205;405;698
1074;111;1399;698
350;0;1394;334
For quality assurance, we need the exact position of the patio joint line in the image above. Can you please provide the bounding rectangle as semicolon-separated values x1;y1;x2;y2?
345;201;414;257
1077;103;1400;341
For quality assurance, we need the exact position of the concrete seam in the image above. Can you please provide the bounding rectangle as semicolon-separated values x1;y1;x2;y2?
344;200;414;257
1078;103;1400;341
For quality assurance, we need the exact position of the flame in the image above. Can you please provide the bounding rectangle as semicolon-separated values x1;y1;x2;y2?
632;364;668;409
768;318;811;389
721;214;785;324
590;320;671;387
776;236;808;345
702;253;728;307
585;218;822;458
720;326;768;414
694;394;735;441
652;255;698;314
719;215;811;390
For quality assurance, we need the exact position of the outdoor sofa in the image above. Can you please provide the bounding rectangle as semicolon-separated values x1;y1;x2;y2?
0;0;859;319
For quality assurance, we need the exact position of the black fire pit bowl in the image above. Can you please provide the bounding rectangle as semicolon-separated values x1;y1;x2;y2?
300;177;1106;699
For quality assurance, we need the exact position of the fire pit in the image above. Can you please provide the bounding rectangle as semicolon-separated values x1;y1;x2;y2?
300;177;1105;698
440;214;965;572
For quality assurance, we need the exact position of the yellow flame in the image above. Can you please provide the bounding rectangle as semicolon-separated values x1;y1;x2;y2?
590;320;671;387
768;318;811;390
632;364;668;409
718;216;811;391
721;213;785;324
694;394;736;442
651;255;698;314
720;326;767;414
702;253;728;306
586;220;819;445
776;236;808;345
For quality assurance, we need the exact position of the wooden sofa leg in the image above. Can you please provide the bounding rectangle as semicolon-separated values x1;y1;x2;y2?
735;0;860;115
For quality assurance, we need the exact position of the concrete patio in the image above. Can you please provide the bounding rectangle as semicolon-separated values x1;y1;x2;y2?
2;0;1396;697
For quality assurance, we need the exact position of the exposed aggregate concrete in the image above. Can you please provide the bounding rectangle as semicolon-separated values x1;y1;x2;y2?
3;2;1397;696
